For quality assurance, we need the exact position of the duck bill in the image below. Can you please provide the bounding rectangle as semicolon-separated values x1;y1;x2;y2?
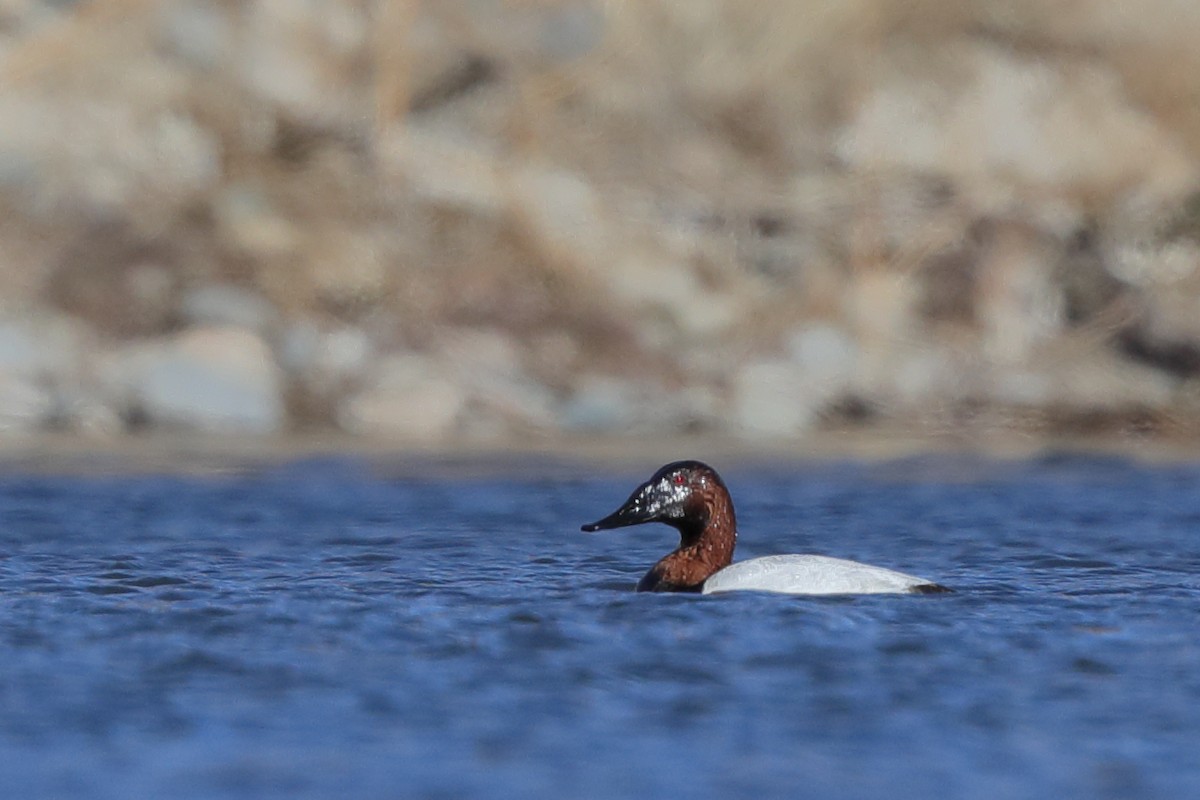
581;507;645;531
581;486;655;532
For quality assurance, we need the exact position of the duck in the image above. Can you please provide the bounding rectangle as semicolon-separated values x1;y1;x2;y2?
581;460;948;595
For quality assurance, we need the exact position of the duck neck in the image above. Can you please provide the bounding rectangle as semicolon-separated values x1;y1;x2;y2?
673;491;737;571
637;491;738;593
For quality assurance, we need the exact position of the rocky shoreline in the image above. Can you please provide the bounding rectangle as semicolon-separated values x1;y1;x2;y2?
0;301;1193;445
2;2;1200;448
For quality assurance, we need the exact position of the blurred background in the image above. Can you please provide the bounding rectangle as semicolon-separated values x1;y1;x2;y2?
2;0;1200;451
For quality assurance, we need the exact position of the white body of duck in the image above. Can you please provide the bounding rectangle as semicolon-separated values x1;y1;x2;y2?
701;554;938;595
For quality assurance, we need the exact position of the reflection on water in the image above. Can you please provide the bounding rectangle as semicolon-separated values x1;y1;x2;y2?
2;455;1199;799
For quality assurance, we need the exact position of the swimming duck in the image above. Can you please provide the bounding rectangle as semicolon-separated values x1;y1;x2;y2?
581;460;948;595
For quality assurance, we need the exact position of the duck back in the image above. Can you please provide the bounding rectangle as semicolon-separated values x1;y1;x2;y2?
701;554;946;596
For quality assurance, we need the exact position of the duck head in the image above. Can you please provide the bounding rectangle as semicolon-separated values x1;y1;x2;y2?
581;460;732;538
582;460;738;592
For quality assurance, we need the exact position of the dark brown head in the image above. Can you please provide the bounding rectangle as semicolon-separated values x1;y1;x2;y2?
582;461;732;535
582;461;738;591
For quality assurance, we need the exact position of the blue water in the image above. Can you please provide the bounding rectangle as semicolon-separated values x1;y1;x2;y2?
2;453;1199;799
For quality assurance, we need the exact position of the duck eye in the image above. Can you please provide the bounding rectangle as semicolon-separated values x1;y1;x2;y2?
672;474;686;486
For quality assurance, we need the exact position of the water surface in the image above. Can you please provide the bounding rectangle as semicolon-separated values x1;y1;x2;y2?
2;454;1199;799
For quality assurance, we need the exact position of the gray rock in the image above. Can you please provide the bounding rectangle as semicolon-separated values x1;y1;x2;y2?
338;354;466;439
511;164;609;261
276;321;321;375
181;284;278;334
280;322;372;377
213;184;302;258
0;373;55;433
0;315;84;380
559;376;638;433
731;359;815;437
0;314;104;433
729;326;861;437
163;0;231;70
560;375;720;434
786;324;858;390
538;4;605;62
604;250;742;339
466;372;559;436
278;322;374;421
111;327;285;434
382;127;506;215
665;384;724;432
437;328;557;433
56;390;124;438
890;347;963;407
0;322;48;377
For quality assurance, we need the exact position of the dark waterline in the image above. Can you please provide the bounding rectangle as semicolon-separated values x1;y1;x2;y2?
1;454;1199;799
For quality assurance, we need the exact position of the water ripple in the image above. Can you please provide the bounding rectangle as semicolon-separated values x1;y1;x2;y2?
0;458;1199;800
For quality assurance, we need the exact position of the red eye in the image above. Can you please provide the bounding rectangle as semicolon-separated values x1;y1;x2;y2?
672;474;686;485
